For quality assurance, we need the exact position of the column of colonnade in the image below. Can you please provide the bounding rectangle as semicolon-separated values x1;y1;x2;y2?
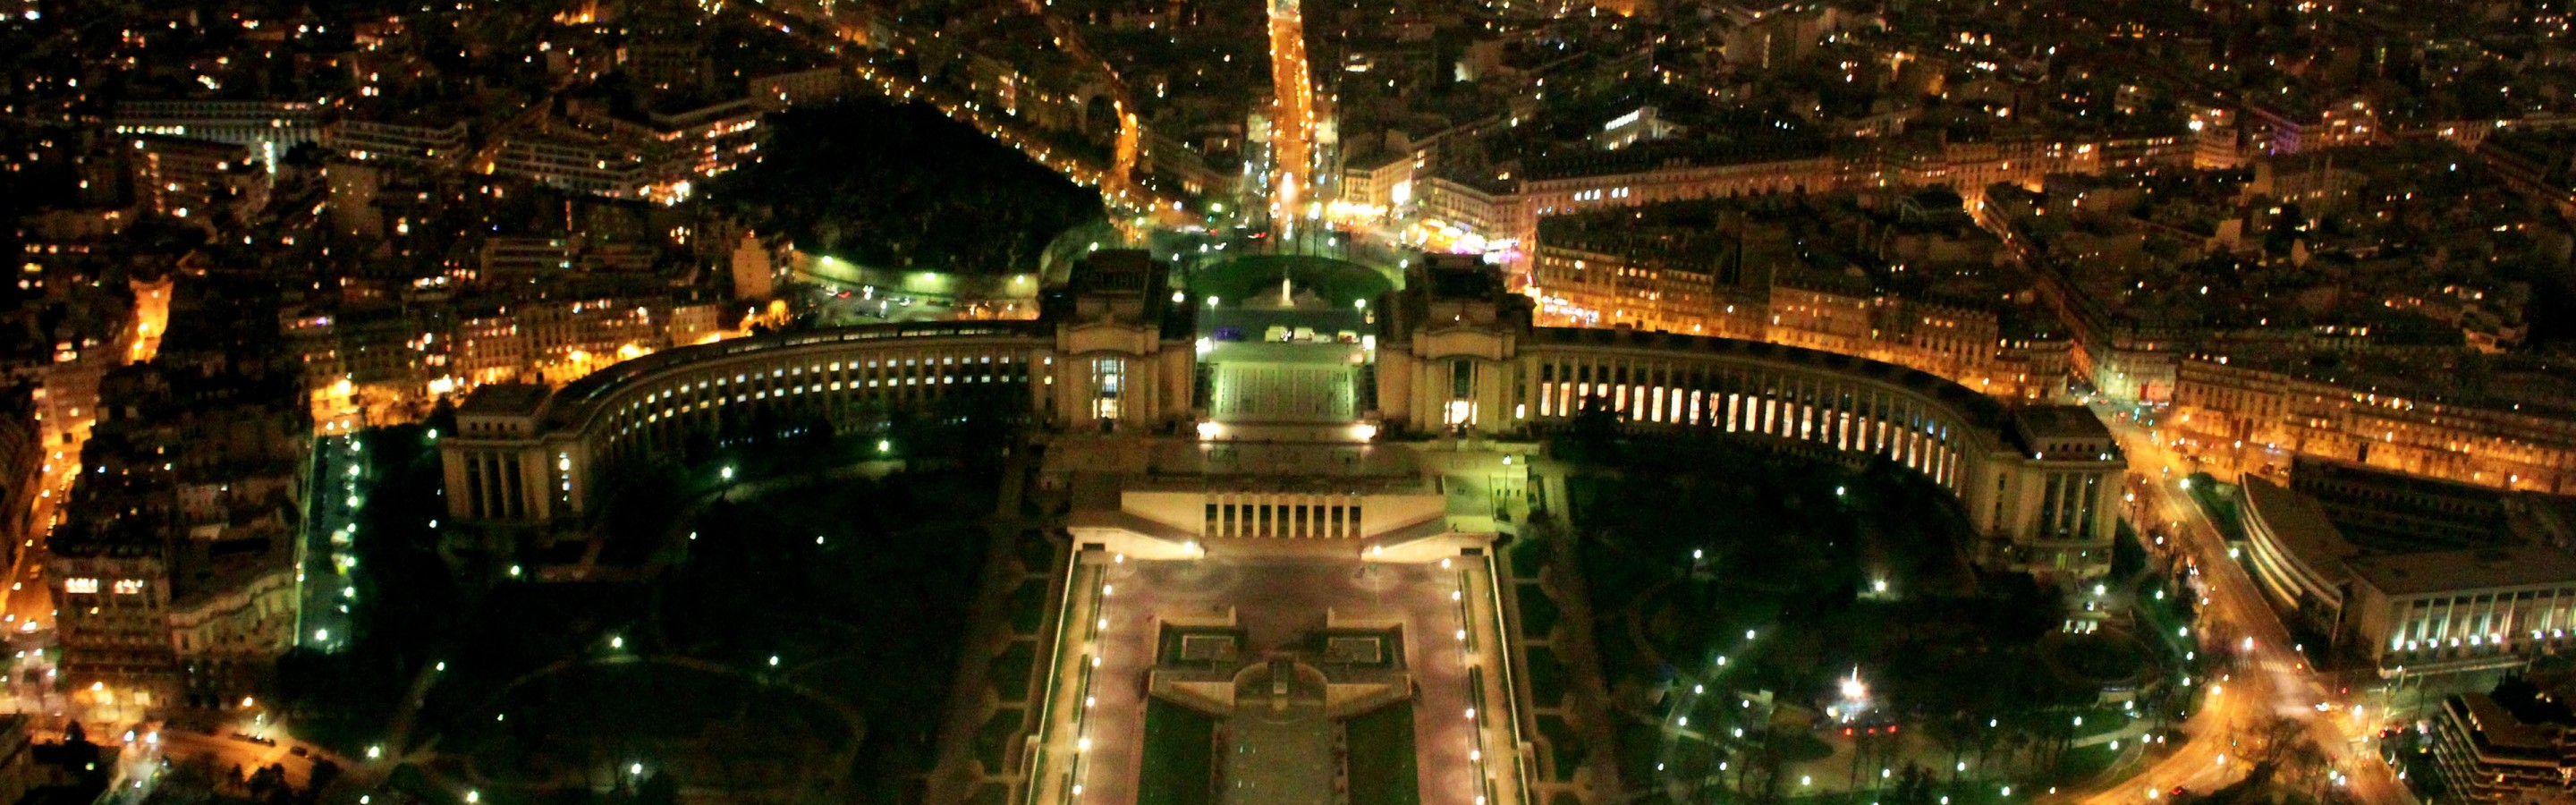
2380;586;2576;669
2030;470;2106;542
574;344;1047;490
453;448;531;521
1201;493;1366;539
1513;352;1969;493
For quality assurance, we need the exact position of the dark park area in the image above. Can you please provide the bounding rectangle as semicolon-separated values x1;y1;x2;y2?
1519;429;2173;804
397;462;1000;803
273;398;1016;803
706;97;1107;275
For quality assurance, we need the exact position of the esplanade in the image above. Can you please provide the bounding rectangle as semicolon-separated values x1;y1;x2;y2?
441;249;2123;576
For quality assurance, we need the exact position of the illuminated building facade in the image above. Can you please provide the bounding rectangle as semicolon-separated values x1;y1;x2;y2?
109;100;320;154
487;100;764;204
129;137;265;222
2171;357;2576;493
323;119;470;165
441;252;2123;575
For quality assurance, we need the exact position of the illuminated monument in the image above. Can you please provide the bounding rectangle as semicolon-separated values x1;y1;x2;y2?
441;246;2123;805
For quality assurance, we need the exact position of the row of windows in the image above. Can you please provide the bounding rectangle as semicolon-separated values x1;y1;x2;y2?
1566;187;1631;202
63;578;145;595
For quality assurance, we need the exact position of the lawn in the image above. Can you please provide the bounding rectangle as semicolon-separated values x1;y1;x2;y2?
400;465;1002;804
2055;741;2121;782
976;708;1025;773
1010;578;1053;636
1346;702;1422;805
1526;645;1571;708
2184;473;2245;542
1509;537;1552;580
1516;585;1563;639
1538;714;1589;782
1138;699;1218;805
1614;721;1667;795
1016;529;1058;575
458;661;853;791
991;641;1038;698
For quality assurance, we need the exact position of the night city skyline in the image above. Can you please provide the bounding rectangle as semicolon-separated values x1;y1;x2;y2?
1;0;2574;803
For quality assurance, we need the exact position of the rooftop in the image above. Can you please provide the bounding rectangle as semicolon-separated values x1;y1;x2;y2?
2457;692;2563;754
457;383;553;418
2241;477;2358;577
2348;545;2576;598
2012;405;2114;440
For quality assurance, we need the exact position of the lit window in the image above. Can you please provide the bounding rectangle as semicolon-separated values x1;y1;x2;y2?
64;578;97;594
113;580;144;595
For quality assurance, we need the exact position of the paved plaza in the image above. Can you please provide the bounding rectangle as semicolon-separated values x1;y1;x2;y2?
1067;554;1495;805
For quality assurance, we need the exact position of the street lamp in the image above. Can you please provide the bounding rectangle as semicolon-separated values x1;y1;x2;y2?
720;466;734;482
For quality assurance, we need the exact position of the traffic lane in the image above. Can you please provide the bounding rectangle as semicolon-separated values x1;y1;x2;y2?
6;455;80;626
2058;419;2310;805
802;287;953;325
2072;678;2254;805
2136;460;2409;804
157;731;324;786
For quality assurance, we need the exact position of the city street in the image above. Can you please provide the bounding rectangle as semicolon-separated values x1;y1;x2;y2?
4;443;74;636
1263;0;1316;226
0;294;165;733
2048;415;2411;805
156;726;335;788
